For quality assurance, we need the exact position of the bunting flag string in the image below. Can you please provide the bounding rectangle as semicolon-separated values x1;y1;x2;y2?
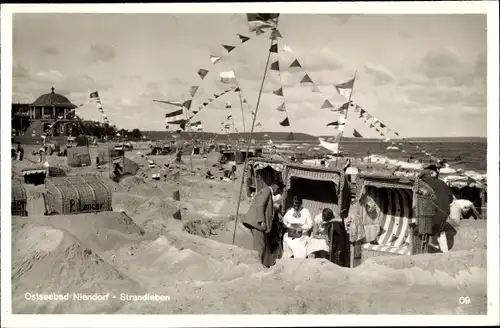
346;100;456;166
182;27;268;125
89;91;110;125
269;37;292;130
279;39;343;111
176;16;280;141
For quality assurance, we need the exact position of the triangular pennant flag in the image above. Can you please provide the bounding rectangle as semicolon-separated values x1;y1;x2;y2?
289;59;302;68
380;122;386;128
197;69;209;79
282;44;294;54
335;77;355;98
237;33;250;43
189;86;199;97
203;102;209;106
312;84;320;92
256;122;262;127
327;116;347;127
353;129;363;138
270;43;278;53
273;87;283;96
327;121;345;127
270;29;282;40
210;55;222;64
225;101;231;108
276;103;286;112
320;99;334;109
300;74;313;84
214;94;220;99
394;132;399;136
280;117;290;127
359;109;366;118
192;110;199;114
234;87;240;92
227;115;233;119
220;70;237;84
222;45;236;53
338;102;350;112
182;99;192;109
256;29;264;36
242;98;248;104
270;61;280;71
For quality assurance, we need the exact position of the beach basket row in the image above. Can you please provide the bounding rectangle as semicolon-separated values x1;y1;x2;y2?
45;175;112;215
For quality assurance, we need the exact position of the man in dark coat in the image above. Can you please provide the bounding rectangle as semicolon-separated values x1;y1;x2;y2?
241;183;281;267
419;164;454;251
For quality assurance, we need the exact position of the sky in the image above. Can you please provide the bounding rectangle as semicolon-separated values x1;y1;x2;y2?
12;13;487;137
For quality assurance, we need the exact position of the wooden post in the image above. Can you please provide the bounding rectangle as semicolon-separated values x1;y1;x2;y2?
480;188;486;220
349;242;355;268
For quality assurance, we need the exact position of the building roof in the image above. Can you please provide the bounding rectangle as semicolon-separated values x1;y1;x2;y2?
30;87;77;109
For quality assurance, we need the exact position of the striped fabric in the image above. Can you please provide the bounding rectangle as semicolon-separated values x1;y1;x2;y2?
361;186;415;255
165;109;185;124
252;161;284;172
286;166;340;186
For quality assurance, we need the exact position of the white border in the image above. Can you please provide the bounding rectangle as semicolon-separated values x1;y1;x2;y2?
1;2;499;327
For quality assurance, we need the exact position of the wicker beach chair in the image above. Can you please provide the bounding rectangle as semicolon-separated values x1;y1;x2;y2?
352;173;437;265
44;175;112;215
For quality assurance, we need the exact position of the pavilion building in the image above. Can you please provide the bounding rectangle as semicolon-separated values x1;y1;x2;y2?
25;87;78;137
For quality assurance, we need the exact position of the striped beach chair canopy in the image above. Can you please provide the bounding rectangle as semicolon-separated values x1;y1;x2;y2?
355;173;419;256
250;159;286;173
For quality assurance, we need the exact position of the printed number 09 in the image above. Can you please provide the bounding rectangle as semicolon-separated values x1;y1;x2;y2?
459;296;471;305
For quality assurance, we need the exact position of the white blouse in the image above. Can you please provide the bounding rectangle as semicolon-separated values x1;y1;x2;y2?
282;207;313;231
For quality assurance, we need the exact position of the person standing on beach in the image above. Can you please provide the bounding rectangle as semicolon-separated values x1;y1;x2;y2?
419;164;454;252
241;183;281;267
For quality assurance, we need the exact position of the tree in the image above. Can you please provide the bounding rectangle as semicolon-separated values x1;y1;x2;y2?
119;128;129;138
131;128;142;140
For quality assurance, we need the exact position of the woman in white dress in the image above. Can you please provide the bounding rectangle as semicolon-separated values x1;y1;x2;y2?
282;196;313;258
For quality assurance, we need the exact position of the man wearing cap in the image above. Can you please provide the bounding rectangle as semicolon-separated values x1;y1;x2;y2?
419;163;455;252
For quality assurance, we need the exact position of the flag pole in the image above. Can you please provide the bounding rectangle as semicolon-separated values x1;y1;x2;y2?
335;70;357;169
232;33;275;245
185;107;194;171
236;81;247;134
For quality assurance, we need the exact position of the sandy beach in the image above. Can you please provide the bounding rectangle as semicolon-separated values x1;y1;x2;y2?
10;144;487;314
